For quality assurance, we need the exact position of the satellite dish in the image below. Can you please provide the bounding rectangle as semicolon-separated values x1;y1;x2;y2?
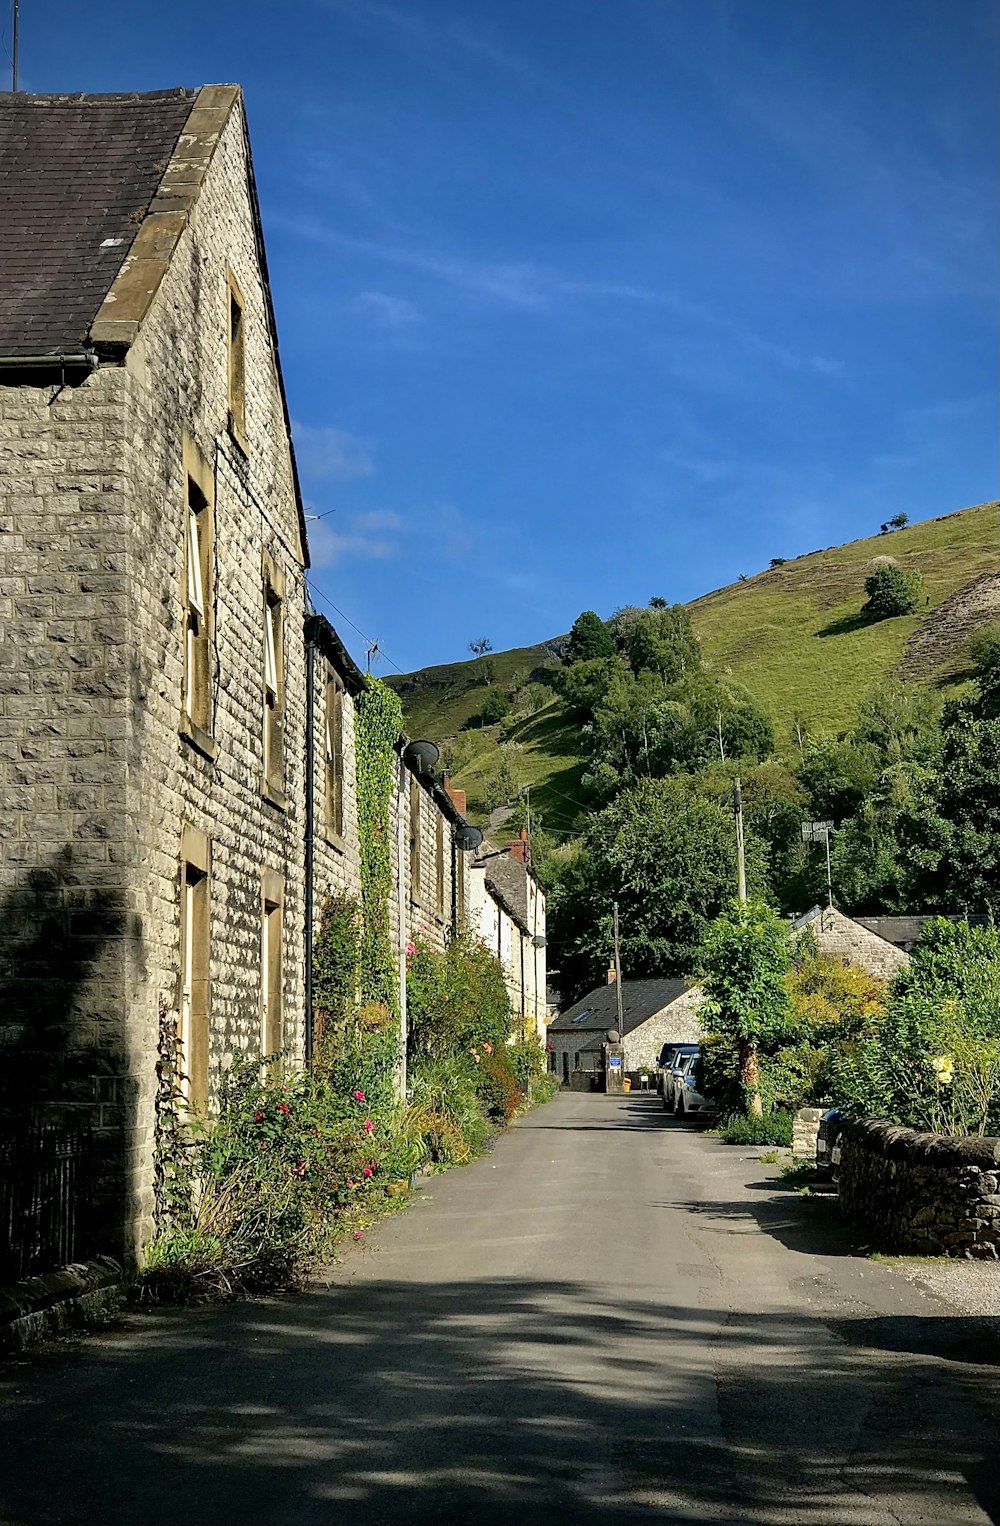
402;739;440;776
454;823;484;853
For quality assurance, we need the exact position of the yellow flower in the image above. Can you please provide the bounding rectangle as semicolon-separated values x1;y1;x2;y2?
931;1055;954;1085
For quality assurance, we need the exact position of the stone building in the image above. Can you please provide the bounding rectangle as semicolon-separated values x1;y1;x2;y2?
468;831;548;1043
792;906;909;979
0;85;315;1257
547;977;703;1085
0;86;487;1269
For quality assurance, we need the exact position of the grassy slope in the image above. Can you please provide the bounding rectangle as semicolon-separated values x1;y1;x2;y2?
390;502;999;830
690;502;998;738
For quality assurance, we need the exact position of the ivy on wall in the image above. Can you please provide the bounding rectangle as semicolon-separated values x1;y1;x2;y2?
312;894;362;1050
355;677;404;1015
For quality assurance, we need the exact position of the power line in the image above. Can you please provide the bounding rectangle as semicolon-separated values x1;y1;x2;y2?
305;577;405;675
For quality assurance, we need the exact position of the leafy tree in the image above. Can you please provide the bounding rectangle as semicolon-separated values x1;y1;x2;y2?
480;687;511;725
557;656;619;719
797;738;879;822
605;604;644;651
626;604;700;683
862;563;924;618
970;625;1000;720
932;715;1000;914
852;681;941;763
829;760;946;914
468;637;493;658
699;901;792;1116
830;921;1000;1135
565;610;616;663
484;741;524;810
889;512;909;530
648;595;668;609
548;776;746;1003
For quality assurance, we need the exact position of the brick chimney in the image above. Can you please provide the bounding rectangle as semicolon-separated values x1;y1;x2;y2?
445;777;467;815
506;826;530;865
607;966;616;984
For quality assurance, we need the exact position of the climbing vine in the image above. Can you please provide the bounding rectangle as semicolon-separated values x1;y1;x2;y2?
152;998;195;1232
355;677;404;1015
312;894;362;1049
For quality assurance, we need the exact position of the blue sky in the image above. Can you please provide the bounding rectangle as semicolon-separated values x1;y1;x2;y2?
19;1;999;674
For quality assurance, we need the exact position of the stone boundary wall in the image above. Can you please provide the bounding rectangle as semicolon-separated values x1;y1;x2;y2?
840;1119;1000;1259
0;1256;122;1354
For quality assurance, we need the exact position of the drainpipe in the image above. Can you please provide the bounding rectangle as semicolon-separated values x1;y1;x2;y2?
396;757;408;1103
303;629;316;1067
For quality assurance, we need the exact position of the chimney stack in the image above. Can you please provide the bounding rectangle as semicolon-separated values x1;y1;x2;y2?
506;826;531;865
606;966;616;984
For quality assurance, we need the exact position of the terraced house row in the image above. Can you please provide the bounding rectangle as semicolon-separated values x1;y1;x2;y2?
0;85;546;1264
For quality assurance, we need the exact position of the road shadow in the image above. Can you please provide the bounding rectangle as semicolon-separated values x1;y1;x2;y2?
0;1275;998;1526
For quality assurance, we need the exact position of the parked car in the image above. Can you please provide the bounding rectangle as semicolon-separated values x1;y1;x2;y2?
656;1042;698;1096
671;1051;714;1119
816;1109;846;1179
662;1050;698;1113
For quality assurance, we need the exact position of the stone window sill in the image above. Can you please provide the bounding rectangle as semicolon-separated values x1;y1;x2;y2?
179;716;219;764
323;829;347;855
261;776;291;813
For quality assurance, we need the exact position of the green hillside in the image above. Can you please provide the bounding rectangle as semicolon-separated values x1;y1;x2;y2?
389;501;999;831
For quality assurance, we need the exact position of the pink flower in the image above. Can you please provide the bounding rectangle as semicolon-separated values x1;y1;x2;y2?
253;1110;265;1123
353;1231;364;1241
363;1118;375;1134
362;1165;373;1178
405;941;416;957
346;1180;357;1189
292;1160;309;1178
483;1043;493;1055
278;1103;290;1116
352;1090;367;1103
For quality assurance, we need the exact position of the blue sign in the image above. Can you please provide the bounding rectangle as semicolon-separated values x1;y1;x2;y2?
608;1055;622;1069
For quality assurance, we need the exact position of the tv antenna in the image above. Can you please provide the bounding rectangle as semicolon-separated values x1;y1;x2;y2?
365;639;382;673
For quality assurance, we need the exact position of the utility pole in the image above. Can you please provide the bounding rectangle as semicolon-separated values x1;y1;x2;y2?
612;900;624;1045
824;823;833;911
733;776;747;904
12;0;19;92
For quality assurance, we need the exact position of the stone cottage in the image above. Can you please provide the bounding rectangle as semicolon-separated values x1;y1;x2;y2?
548;977;703;1085
468;831;548;1043
0;85;316;1257
0;84;491;1272
792;906;909;979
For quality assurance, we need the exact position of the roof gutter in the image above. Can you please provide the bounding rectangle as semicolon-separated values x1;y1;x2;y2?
0;351;98;371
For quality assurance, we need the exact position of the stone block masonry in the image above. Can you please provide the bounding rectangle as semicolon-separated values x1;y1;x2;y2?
839;1119;1000;1259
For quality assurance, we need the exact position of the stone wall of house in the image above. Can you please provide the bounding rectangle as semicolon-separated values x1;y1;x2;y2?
622;986;704;1072
0;363;140;1248
118;96;311;1250
404;775;455;953
839;1119;1000;1259
807;908;909;979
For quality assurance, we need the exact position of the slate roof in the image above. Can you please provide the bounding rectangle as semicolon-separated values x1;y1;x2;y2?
0;89;196;357
548;978;694;1036
484;853;532;933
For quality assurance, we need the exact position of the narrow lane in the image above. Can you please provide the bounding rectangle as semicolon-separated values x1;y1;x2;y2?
1;1092;999;1525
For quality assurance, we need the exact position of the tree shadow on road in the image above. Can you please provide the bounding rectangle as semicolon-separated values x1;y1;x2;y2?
0;1273;998;1526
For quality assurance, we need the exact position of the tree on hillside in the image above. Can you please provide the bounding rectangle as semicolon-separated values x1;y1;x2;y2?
606;604;644;651
862;563;923;618
699;901;792;1117
565;610;616;664
468;637;493;658
970;625;1000;720
548;776;752;1003
479;687;511;726
626;604;700;683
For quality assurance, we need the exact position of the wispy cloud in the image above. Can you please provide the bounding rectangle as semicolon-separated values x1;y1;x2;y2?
292;422;374;484
279;218;845;378
353;290;423;328
320;0;539;82
308;501;472;569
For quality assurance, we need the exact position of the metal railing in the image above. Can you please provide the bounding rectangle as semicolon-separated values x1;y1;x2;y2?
0;1112;94;1283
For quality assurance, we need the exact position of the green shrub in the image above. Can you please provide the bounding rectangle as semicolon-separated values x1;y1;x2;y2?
830;919;1000;1135
142;1056;397;1300
408;1057;491;1163
862;563;923;619
480;687;511;725
474;1046;522;1124
718;1110;793;1147
312;895;361;1039
406;934;512;1062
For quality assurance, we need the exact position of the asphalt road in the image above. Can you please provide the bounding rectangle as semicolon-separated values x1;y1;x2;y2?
2;1091;999;1525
